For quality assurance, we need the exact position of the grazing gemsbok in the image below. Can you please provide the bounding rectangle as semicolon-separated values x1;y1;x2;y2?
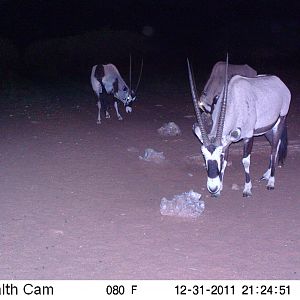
90;58;143;124
187;56;291;197
199;61;257;113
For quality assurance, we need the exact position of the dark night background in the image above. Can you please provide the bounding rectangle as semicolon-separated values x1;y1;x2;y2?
0;0;300;85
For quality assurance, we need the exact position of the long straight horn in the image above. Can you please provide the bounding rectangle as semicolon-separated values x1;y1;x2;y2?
215;53;229;146
187;58;210;146
129;54;132;91
134;58;143;94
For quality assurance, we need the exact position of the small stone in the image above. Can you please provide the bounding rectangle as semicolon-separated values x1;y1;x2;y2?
232;183;240;191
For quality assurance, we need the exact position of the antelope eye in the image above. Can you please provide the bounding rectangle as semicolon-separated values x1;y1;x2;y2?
123;87;127;92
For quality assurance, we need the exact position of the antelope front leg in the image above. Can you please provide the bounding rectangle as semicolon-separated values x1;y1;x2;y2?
96;100;101;124
242;137;254;197
114;101;123;120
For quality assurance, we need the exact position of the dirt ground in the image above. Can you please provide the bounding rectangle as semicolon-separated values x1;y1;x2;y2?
0;74;299;280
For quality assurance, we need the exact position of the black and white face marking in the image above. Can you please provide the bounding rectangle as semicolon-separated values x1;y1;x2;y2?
124;90;136;112
125;101;133;113
122;88;135;104
201;145;224;195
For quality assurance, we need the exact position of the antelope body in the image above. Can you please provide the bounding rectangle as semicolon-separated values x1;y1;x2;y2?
188;58;291;197
91;64;134;124
91;60;142;124
200;61;257;113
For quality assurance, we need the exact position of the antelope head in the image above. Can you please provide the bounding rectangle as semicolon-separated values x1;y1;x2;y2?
187;55;241;196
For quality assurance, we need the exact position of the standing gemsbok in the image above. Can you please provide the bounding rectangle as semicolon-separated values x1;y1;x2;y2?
187;56;291;197
91;57;143;124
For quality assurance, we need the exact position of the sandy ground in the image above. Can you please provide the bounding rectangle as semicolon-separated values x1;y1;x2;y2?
0;76;299;280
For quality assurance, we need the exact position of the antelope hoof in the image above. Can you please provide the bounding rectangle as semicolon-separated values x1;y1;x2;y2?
117;116;123;121
105;112;110;119
243;191;252;197
96;120;101;125
266;177;275;190
260;169;271;182
211;192;220;198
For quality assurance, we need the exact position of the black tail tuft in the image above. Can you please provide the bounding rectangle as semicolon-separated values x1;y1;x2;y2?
278;121;288;166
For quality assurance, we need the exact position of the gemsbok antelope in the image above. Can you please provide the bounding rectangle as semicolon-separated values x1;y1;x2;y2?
91;57;143;124
187;56;291;197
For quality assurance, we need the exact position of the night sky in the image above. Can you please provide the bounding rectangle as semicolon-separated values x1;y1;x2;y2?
1;0;299;45
0;0;300;79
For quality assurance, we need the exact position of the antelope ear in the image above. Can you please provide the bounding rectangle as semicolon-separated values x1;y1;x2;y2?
192;123;204;143
229;128;241;142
